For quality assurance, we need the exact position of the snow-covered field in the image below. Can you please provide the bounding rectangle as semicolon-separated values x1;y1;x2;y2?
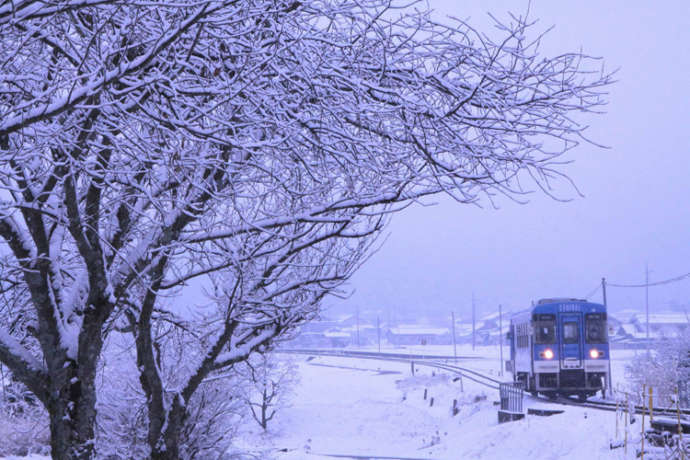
234;345;644;460
1;345;649;459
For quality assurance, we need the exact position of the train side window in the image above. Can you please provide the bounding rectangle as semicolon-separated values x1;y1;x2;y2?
535;320;555;344
563;321;579;344
585;314;608;343
516;323;528;348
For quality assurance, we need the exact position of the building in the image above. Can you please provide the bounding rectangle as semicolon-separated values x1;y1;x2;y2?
629;313;689;339
386;325;451;345
612;312;689;347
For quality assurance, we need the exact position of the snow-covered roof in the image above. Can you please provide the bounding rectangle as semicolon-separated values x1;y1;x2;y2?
618;323;639;335
334;314;355;322
324;331;351;338
339;325;376;332
455;321;486;330
388;326;450;336
479;310;512;321
630;313;689;325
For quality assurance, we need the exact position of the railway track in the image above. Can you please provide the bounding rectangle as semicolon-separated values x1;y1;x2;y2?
428;361;502;390
280;348;504;390
281;348;690;417
547;395;690;418
279;348;483;362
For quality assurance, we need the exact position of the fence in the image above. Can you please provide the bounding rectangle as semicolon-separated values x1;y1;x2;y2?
499;382;524;413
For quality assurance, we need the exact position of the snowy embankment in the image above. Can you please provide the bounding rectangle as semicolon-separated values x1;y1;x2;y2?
234;346;637;460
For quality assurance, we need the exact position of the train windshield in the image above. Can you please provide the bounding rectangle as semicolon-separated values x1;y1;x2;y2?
534;315;555;344
585;314;608;343
563;321;579;344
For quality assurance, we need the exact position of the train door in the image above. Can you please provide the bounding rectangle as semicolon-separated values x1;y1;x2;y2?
559;313;583;369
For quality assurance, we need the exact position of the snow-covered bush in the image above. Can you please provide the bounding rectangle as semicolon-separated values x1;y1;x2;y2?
0;366;50;457
625;328;690;407
0;285;50;456
95;331;244;459
177;378;244;459
95;344;149;460
162;331;245;460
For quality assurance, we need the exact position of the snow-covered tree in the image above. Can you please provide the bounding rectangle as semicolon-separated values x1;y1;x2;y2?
237;353;298;431
96;328;245;459
0;0;613;457
625;328;690;407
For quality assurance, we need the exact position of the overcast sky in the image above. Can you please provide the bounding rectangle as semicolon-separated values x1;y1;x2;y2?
328;0;690;320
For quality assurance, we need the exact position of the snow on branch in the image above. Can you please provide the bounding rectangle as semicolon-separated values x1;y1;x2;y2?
0;0;613;455
213;326;279;370
0;327;48;401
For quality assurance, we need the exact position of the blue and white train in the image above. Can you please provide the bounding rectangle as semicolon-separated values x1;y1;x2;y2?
507;298;610;400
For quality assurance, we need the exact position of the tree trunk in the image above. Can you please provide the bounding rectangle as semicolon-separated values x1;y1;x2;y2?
261;388;268;430
150;394;186;460
48;396;96;459
46;360;98;460
45;312;104;460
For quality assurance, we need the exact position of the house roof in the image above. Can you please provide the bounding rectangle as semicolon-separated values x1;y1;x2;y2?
630;313;689;325
388;326;450;336
323;331;351;338
619;323;638;335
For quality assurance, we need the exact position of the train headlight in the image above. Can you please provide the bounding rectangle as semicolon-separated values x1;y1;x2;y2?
589;349;601;359
541;348;554;360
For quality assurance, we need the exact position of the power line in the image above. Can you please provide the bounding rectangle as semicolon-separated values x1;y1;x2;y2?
583;283;601;300
607;270;690;288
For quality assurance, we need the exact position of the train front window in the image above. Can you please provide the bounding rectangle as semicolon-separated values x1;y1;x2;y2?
586;314;608;343
563;321;579;344
535;320;555;344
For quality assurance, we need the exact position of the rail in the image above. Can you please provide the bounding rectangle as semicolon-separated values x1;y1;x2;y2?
530;394;690;418
279;348;483;361
279;348;503;390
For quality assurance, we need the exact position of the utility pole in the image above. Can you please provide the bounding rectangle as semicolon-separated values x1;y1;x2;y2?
451;312;457;360
645;263;650;350
602;277;612;397
377;316;381;353
498;304;503;377
472;292;476;351
356;305;360;347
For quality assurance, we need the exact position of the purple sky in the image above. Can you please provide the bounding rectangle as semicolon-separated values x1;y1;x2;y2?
329;0;690;319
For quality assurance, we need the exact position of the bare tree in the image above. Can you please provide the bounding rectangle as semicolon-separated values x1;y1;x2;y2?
238;353;298;431
0;0;613;457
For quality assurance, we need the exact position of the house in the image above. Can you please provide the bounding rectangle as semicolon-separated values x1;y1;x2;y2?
611;312;689;347
323;331;352;347
629;313;689;339
386;325;451;345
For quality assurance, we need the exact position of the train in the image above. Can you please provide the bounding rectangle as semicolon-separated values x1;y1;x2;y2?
506;298;610;400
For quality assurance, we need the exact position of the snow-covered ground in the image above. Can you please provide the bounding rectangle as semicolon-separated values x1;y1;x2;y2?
1;345;648;459
0;457;47;460
234;345;642;459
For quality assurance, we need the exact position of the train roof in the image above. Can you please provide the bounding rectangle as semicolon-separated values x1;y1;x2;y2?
536;298;586;305
510;299;606;322
532;300;606;314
